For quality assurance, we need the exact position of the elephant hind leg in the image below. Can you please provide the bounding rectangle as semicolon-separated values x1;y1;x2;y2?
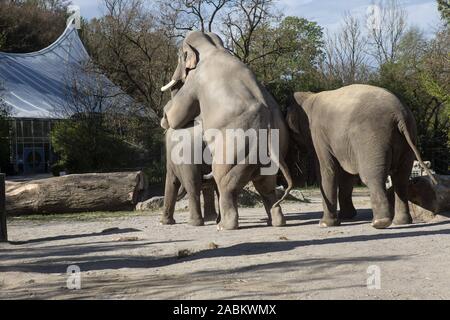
338;170;357;220
253;175;286;227
215;164;256;230
391;158;414;225
359;168;393;229
315;149;340;227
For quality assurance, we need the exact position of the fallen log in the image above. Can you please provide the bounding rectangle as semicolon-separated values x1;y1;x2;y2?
6;171;148;215
407;175;450;222
388;175;450;222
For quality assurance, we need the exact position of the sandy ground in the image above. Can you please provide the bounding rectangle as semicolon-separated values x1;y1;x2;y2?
1;189;450;300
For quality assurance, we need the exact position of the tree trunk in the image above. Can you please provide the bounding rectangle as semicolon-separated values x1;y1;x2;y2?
0;174;7;242
5;172;148;216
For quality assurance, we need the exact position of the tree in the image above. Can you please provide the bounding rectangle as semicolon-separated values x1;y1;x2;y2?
82;0;178;119
160;0;284;67
367;0;407;65
49;63;142;174
249;16;325;107
372;27;449;174
222;0;279;63
324;14;370;85
437;0;450;25
159;0;232;35
0;0;69;53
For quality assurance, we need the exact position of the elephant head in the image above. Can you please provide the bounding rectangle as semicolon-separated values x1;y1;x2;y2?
285;92;315;150
160;31;227;129
161;31;227;92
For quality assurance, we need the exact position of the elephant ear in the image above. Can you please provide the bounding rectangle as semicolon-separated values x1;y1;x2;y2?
183;44;198;70
206;32;225;49
293;92;314;106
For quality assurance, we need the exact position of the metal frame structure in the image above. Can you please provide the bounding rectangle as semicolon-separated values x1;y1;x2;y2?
9;118;57;174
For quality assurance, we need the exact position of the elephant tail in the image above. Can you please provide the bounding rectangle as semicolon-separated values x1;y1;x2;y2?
268;124;294;209
272;156;294;209
176;186;187;201
398;120;438;185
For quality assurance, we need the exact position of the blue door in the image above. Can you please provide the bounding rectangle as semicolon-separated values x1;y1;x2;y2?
23;147;45;174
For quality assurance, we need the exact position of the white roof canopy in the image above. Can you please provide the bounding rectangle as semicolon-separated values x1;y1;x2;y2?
0;21;139;119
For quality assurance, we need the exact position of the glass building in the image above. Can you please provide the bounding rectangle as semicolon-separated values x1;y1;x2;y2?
0;19;147;175
8;118;57;174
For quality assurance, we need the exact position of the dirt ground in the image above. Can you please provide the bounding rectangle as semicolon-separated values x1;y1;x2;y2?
1;189;450;300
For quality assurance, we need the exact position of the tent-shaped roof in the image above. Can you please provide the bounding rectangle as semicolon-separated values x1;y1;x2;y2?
0;20;142;119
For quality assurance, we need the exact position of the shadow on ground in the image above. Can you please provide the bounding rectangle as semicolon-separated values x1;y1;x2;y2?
0;254;404;299
1;218;449;274
7;228;142;245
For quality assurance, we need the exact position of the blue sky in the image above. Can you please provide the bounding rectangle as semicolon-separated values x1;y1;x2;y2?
72;0;441;33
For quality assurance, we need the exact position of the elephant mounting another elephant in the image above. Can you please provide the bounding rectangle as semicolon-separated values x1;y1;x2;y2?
160;31;293;231
286;84;437;229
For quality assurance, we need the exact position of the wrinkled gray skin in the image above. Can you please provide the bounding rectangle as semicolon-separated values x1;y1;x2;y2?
286;84;437;229
160;116;218;226
161;31;293;230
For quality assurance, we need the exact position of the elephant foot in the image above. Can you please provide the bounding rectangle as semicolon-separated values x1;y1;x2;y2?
393;214;412;226
271;209;286;227
372;218;392;229
319;217;341;228
161;216;176;225
189;218;205;227
339;208;357;221
217;219;239;231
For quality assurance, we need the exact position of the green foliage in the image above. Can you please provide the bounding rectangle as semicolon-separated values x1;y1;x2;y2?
0;0;68;53
365;24;449;174
248;16;326;109
50;117;140;174
437;0;450;24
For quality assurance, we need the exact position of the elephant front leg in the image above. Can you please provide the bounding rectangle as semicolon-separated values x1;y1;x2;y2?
161;170;180;225
338;170;357;220
187;192;204;226
319;168;340;227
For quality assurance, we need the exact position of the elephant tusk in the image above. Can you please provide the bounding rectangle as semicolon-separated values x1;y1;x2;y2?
161;80;177;92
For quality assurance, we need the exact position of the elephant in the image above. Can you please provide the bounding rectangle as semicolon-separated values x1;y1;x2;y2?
285;84;437;229
160;115;218;226
161;31;293;230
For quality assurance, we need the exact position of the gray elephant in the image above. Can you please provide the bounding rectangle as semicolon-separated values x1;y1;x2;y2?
160;115;218;226
286;84;437;229
161;31;293;230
